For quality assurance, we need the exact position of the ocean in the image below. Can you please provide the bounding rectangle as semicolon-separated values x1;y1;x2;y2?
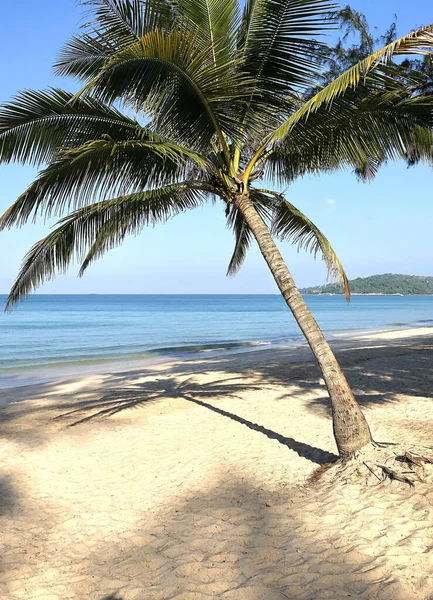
0;294;432;388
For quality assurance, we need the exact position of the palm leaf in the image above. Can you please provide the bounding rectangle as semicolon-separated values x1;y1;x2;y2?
76;28;250;155
256;189;350;299
79;182;211;274
266;83;433;184
175;0;240;65
5;183;208;309
226;188;275;275
0;137;210;228
80;0;175;39
54;33;114;80
236;0;258;51
238;0;335;127
55;0;175;79
79;0;146;45
270;23;433;143
0;88;141;166
226;207;253;275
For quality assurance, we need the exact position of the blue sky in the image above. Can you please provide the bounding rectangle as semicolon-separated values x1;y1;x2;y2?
0;0;432;294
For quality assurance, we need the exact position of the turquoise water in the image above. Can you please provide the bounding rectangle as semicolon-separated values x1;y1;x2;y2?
0;294;432;387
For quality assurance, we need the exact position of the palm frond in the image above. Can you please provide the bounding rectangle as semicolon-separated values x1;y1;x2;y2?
174;0;240;65
266;83;433;184
239;0;335;125
79;0;146;45
236;0;258;51
270;23;433;142
226;206;253;275
226;187;276;275
54;33;114;80
0;88;141;166
5;183;208;309
55;0;175;79
79;182;209;273
76;28;250;152
0;138;210;228
257;189;350;299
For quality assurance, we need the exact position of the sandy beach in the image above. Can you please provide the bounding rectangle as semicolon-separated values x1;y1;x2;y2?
1;326;433;600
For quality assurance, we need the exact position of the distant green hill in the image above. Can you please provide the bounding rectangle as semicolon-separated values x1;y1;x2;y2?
301;274;433;295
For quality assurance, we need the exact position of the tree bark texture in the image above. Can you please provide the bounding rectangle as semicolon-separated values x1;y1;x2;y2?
235;193;372;457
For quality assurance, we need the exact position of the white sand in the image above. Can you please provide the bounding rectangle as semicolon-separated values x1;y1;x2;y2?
1;327;433;600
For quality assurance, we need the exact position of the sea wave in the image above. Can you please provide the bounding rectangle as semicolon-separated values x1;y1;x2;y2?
0;338;296;375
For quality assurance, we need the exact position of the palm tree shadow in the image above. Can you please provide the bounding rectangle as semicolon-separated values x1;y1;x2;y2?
187;396;337;464
53;376;337;465
260;341;433;417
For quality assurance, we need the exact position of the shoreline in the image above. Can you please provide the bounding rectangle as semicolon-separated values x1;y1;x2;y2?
2;324;433;395
2;324;433;391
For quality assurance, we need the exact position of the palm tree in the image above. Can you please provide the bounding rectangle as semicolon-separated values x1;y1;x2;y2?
1;0;433;463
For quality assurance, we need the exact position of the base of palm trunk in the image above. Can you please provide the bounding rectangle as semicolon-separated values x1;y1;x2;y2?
310;442;433;487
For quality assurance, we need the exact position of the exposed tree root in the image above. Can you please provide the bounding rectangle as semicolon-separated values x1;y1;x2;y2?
309;443;433;488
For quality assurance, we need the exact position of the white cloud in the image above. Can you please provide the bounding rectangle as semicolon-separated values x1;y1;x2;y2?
325;198;336;207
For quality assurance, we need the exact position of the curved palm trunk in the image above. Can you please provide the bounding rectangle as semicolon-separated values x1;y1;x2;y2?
235;193;372;457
